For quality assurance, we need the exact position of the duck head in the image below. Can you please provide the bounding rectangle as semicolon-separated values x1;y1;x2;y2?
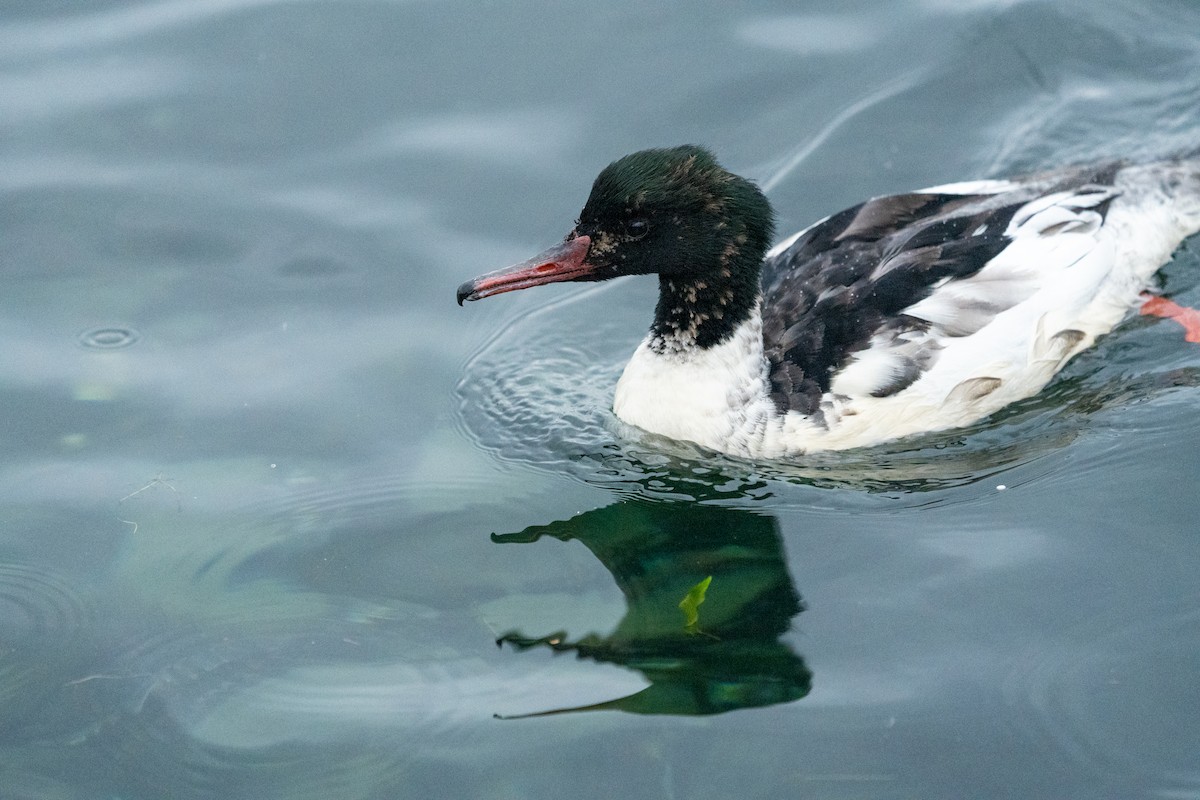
456;146;775;345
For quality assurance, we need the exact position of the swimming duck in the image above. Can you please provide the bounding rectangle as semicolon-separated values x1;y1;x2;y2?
457;146;1200;458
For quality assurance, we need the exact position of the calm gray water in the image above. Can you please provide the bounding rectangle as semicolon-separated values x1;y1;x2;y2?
3;1;1200;798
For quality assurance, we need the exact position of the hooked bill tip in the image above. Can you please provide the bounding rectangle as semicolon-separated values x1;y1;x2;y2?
455;281;476;306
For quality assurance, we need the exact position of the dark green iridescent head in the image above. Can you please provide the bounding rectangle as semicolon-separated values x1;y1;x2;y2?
457;145;775;349
575;145;774;279
575;145;775;348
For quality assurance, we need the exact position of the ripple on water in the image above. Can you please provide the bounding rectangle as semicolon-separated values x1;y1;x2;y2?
234;470;505;532
1003;596;1200;791
79;619;466;798
81;612;616;798
453;274;1200;506
78;325;139;350
0;562;93;739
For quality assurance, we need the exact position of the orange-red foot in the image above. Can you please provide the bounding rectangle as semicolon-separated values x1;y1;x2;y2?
1140;294;1200;344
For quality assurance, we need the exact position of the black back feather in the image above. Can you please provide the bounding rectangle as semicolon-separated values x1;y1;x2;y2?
761;191;1042;415
760;160;1123;416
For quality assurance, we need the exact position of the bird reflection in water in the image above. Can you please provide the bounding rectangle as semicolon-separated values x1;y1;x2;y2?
491;500;810;717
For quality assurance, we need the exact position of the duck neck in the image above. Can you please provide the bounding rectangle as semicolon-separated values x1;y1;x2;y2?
648;259;763;355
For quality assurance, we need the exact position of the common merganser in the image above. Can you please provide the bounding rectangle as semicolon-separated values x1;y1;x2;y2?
457;146;1200;459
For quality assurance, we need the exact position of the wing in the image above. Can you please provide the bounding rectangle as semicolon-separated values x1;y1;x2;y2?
760;164;1121;417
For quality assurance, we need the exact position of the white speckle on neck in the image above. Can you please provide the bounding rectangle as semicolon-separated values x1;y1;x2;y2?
613;307;782;457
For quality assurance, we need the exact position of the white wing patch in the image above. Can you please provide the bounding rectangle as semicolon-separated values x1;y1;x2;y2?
1006;187;1116;236
827;186;1120;399
916;178;1019;195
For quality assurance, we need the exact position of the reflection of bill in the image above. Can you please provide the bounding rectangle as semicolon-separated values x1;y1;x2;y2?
491;500;811;717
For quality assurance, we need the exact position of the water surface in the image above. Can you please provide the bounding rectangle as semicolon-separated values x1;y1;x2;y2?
3;1;1200;797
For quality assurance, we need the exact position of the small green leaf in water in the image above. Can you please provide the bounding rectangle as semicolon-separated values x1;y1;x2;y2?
679;575;713;632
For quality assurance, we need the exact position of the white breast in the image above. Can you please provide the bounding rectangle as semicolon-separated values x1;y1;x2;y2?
613;312;783;455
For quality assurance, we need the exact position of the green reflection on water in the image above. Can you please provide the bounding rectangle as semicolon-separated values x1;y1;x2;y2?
491;499;810;717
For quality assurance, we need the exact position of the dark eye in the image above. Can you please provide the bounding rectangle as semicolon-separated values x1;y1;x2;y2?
624;217;650;240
